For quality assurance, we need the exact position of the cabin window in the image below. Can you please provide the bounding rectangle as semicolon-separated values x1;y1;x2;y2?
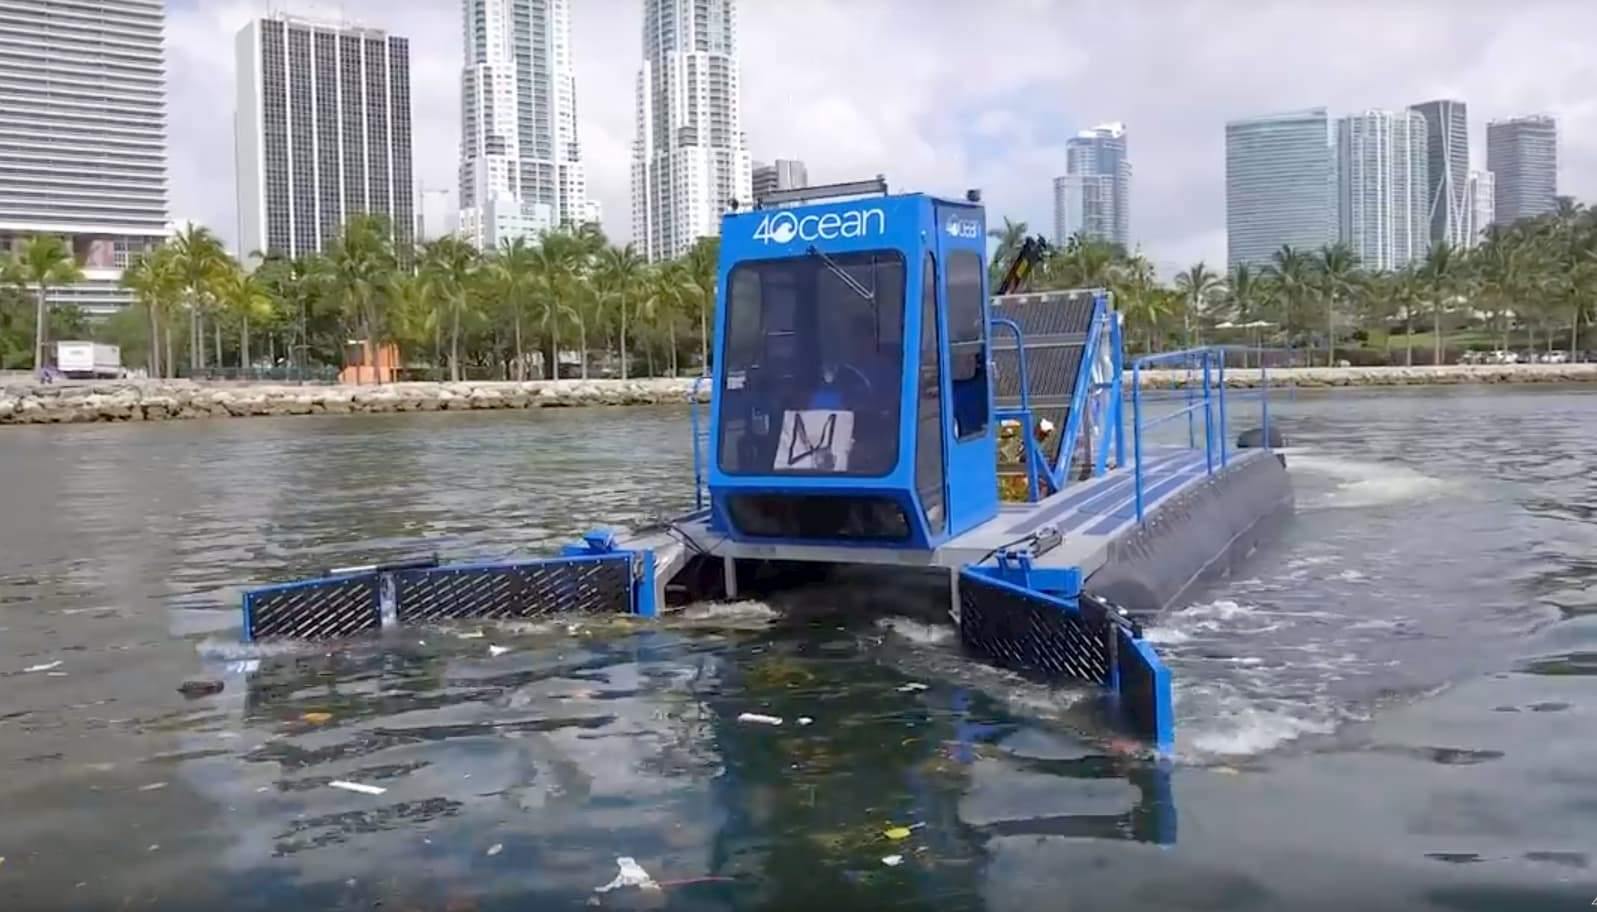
947;251;989;439
916;252;945;532
718;250;906;477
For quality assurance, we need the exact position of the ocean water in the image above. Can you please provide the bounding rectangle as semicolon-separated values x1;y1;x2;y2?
0;386;1593;910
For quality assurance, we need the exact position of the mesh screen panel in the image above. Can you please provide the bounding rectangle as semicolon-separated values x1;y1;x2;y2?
245;574;381;641
394;556;633;625
958;572;1112;684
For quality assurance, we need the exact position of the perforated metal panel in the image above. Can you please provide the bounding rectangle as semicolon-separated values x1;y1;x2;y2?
957;571;1112;684
394;556;633;625
991;290;1104;473
245;574;381;641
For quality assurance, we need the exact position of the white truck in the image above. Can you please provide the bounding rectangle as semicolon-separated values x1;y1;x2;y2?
55;341;123;379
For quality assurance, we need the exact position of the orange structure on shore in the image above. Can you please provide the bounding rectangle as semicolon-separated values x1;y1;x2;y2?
339;341;400;385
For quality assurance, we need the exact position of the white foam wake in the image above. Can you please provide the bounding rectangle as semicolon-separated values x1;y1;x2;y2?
1286;453;1449;509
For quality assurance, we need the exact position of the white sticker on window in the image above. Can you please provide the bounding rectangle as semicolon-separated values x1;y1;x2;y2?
774;410;855;472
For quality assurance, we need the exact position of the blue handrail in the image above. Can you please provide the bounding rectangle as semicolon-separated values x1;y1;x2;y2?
990;317;1045;502
1129;347;1272;523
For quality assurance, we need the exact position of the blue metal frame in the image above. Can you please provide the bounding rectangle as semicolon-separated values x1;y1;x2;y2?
1128;346;1276;522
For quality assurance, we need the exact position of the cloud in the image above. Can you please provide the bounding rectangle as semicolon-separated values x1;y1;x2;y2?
168;0;1597;271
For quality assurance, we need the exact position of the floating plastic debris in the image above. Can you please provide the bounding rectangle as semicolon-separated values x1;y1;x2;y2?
458;630;486;640
737;712;783;726
329;780;386;796
300;712;333;725
594;856;658;893
883;826;912;841
178;679;224;698
881;854;904;867
798;717;814;726
897;682;928;693
137;782;167;792
24;661;62;673
486;843;503;857
488;645;511;658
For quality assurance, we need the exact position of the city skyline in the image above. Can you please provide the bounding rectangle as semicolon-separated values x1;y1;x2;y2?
155;1;1594;276
1410;99;1470;249
0;0;170;314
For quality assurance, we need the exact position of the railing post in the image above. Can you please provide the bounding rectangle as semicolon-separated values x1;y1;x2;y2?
1201;351;1214;474
1261;358;1271;453
1113;320;1126;469
1218;351;1228;467
1133;362;1145;522
690;377;707;510
1185;355;1197;450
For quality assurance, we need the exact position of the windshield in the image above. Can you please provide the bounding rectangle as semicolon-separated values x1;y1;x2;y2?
718;250;906;477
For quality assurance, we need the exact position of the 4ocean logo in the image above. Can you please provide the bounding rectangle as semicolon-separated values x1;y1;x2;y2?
945;215;981;239
753;207;887;244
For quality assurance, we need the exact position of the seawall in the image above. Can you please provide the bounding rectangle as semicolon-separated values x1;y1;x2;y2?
2;364;1595;426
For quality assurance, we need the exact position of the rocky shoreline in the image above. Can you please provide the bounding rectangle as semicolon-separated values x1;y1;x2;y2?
2;364;1595;426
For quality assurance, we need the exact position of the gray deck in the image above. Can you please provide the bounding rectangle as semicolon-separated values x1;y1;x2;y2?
625;447;1253;595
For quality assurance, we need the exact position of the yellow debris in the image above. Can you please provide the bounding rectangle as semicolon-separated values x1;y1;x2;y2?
884;826;912;841
301;712;334;725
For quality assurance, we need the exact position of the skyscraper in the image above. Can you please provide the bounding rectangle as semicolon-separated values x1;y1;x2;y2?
1336;110;1429;271
753;159;809;201
1409;99;1469;249
1487;115;1558;225
1052;123;1130;247
457;0;592;250
1465;170;1496;243
235;14;414;261
1225;108;1335;270
0;0;170;314
631;0;753;263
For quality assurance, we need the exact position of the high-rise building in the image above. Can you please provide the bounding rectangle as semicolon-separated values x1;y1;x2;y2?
632;0;753;262
1336;109;1429;271
1465;169;1496;243
416;187;455;242
457;0;592;251
1409;99;1469;249
753;159;809;201
1486;115;1557;226
0;0;170;314
1052;123;1130;248
235;14;414;261
1225;108;1336;270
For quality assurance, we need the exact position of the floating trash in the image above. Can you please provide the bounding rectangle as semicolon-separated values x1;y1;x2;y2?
300;712;333;725
881;854;904;867
486;843;503;857
594;856;658;893
24;661;62;673
329;780;386;796
737;712;783;726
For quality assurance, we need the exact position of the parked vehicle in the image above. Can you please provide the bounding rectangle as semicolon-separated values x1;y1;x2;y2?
55;341;123;379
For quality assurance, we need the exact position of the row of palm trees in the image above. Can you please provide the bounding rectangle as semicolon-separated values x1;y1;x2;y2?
102;215;720;381
8;198;1594;376
989;198;1597;364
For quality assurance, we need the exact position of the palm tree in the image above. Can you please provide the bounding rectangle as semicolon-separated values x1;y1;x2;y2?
1417;241;1464;364
419;236;479;382
16;235;85;371
1173;260;1222;347
214;264;274;371
531;230;585;379
486;238;540;380
596;244;647;379
255;253;325;375
1226;263;1264;323
324;215;398;384
987;217;1029;287
169;223;230;372
683;236;719;375
1315;243;1361;366
1262;245;1313;354
121;244;181;377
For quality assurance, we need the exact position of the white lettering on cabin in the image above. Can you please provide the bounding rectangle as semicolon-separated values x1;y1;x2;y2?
754;208;886;245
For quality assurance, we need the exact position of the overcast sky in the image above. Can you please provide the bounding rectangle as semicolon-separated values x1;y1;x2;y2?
167;0;1597;276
